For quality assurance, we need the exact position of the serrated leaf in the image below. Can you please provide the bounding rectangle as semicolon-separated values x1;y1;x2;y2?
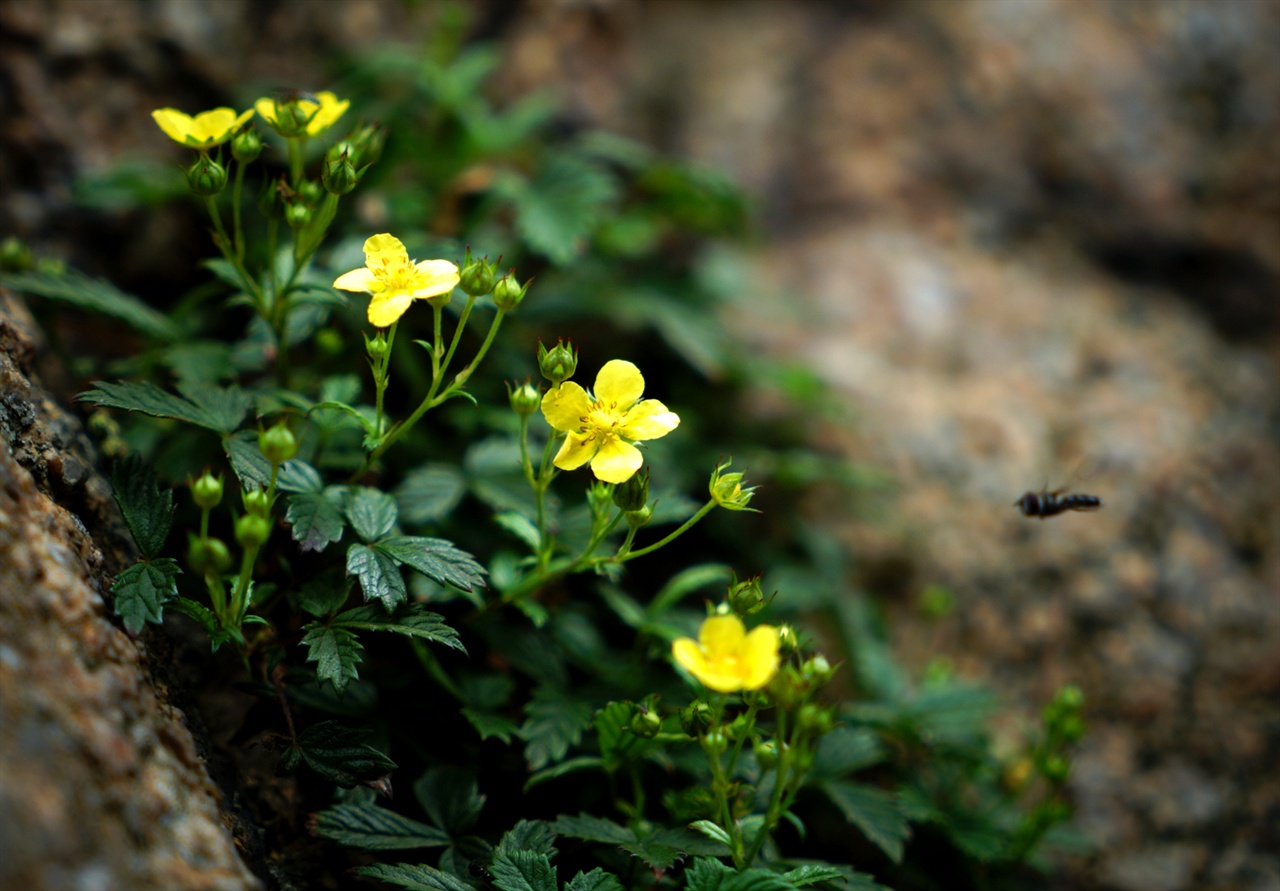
296;566;353;616
551;814;633;846
347;542;407;611
685;858;734;891
520;687;593;771
462;709;520;743
347;486;399;542
377;536;487;593
81;380;250;433
397;463;466;525
490;851;557;891
354;862;472;891
689;820;732;848
718;870;797;891
166;596;219;634
524;756;604;792
494;819;558;858
494;511;541;551
224;432;318;490
287;489;347;552
111;559;180;633
332;603;465;653
301;624;363;696
809;726;887;781
497;157;619;265
822;782;909;864
779;865;848;887
618;836;686;873
110;456;173;558
413;767;485;835
565;869;624;891
0;268;179;340
309;801;450;850
287;720;396;788
162;341;234;387
594;701;661;772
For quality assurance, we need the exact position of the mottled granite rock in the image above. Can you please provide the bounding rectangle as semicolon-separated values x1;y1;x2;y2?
1;296;260;890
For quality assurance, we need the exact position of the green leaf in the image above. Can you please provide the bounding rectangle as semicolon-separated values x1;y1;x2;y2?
0;268;180;341
332;603;465;653
347;486;399;542
111;559;180;633
524;756;605;792
377;536;487;593
565;870;624;891
224;432;320;491
301;624;363;696
397;463;466;525
685;858;734;891
808;726;887;780
286;720;396;788
354;862;473;891
462;709;520;743
520;687;593;771
412;767;485;835
778;865;850;888
718;870;797;891
296;567;353;617
489;851;557;891
821;782;909;864
309;801;450;850
162;341;234;387
166;597;219;635
495;511;541;551
81;380;250;433
346;543;406;611
594;701;660;772
689;820;732;849
110;456;174;558
287;488;347;552
551;814;633;846
494;819;558;858
648;563;733;617
497;156;619;265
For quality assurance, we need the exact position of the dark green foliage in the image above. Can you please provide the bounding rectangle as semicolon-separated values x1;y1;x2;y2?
309;802;450;850
354;863;473;891
280;720;397;788
83;381;251;434
111;559;180;634
0;268;180;340
489;850;558;891
519;687;593;771
819;783;910;864
110;456;174;558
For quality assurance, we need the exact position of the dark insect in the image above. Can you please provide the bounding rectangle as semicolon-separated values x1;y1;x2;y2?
1013;487;1102;519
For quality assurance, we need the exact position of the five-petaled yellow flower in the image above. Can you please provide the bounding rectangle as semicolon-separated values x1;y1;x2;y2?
152;107;254;149
540;360;680;484
333;234;460;328
672;614;780;693
254;91;349;137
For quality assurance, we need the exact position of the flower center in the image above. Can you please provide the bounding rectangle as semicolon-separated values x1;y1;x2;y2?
581;400;627;444
373;255;418;291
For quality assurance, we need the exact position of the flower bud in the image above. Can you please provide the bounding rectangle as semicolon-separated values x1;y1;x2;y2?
298;180;323;204
0;236;35;273
426;289;451;309
727;575;766;618
611;469;649;512
492;273;529;312
458;248;497;297
185;154;227;196
259;421;299;464
801;653;836;686
235;513;272;548
537;339;577;385
703;730;728;756
796;703;836;736
507;380;540;416
709;459;758;512
628;709;662;739
777;624;799;656
186;534;232;576
365;331;390;360
1042;754;1072;784
625;505;653;529
1057;714;1086;743
754;740;778;770
285;202;312;230
242;487;271;517
190;471;224;510
231;128;263;164
347;124;387;167
322;149;358;195
680;700;714;737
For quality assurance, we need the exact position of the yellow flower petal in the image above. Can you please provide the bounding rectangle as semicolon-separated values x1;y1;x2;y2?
621;399;680;441
590;438;643;484
333;267;380;293
363;233;407;261
368;293;414;328
700;615;747;657
152;107;251;148
553;432;597;471
594;359;644;408
409;259;460;298
741;626;781;689
672;638;743;692
541;383;591;433
305;91;349;135
672;615;779;693
254;97;281;125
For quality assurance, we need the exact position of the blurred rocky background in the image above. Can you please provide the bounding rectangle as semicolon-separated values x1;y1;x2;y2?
2;1;1277;890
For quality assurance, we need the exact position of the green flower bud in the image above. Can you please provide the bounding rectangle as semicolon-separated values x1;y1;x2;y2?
611;469;649;512
753;740;778;770
796;703;836;736
185;153;227;196
1058;714;1086;743
727;575;766;618
190;471;224;510
343;123;387;168
629;709;662;739
186;534;232;576
0;236;35;273
242;487;271;518
1042;754;1072;784
709;458;758;512
777;624;799;656
1056;684;1085;711
537;338;578;385
322;149;358;195
458;248;497;297
285;202;312;230
704;730;728;756
801;653;836;686
625;505;653;529
231;128;263;164
507;379;541;416
259;421;299;465
426;289;451;309
365;331;390;360
680;700;714;737
298;180;323;204
235;513;271;548
492;273;529;312
726;712;751;741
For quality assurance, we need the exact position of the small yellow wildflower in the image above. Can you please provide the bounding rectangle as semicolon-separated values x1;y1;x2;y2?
333;234;460;328
540;360;679;484
151;107;254;149
672;614;780;693
254;91;349;137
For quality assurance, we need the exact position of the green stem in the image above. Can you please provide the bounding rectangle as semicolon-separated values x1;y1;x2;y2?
287;137;303;188
614;499;717;564
745;708;794;865
232;160;247;263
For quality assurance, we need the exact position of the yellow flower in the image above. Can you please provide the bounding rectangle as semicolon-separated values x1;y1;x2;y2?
254;91;349;137
333;234;460;328
540;360;680;484
151;107;254;149
672;615;780;693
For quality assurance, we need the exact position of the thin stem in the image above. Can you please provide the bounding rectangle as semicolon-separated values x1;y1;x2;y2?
287;137;303;188
745;708;792;865
232;160;247;263
614;499;717;564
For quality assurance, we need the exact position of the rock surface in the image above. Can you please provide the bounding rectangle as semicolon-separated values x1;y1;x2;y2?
0;296;261;890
